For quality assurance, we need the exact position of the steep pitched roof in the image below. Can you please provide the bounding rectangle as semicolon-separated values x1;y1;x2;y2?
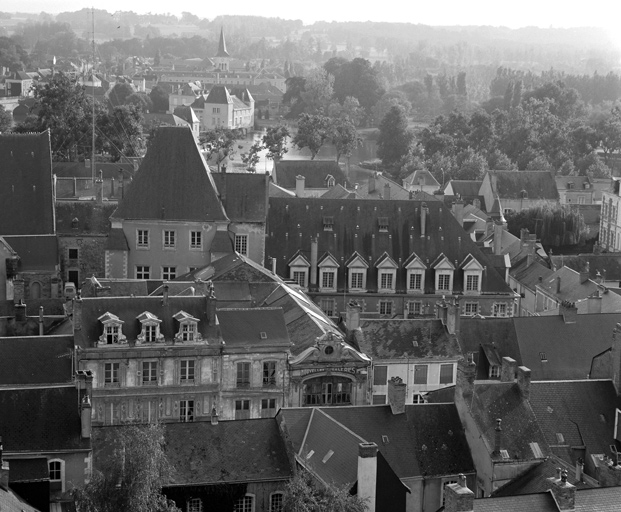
3;235;58;271
273;160;349;189
55;202;115;234
403;169;440;188
205;85;232;104
0;385;90;452
0;486;39;512
143;113;189;128
216;27;230;58
355;174;411;200
173;105;199;124
550;254;621;282
216;308;290;348
112;127;227;222
443;180;483;198
211;173;268;222
490;170;559;200
0;131;55;235
536;266;601;302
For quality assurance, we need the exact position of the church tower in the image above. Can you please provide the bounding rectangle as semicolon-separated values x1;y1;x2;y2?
213;27;230;72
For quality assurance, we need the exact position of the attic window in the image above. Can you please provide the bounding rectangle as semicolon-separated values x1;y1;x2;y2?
556;433;565;443
305;450;314;460
322;450;334;463
260;332;267;339
539;352;547;362
600;414;607;423
323;216;334;231
530;442;543;458
567;181;574;190
382;435;389;444
173;311;202;343
378;217;389;232
500;450;510;459
325;175;336;187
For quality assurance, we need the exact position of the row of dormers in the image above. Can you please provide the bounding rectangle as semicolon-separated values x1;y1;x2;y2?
97;310;202;347
288;251;486;294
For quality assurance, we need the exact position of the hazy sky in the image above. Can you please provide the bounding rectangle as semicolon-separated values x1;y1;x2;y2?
5;0;621;30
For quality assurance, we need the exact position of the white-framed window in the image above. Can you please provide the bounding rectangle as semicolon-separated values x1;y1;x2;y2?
263;361;277;386
163;230;176;249
142;361;158;386
408;272;423;292
235;234;248;256
379;271;394;291
492;303;508;317
323;216;334;231
320;298;335;317
350;270;365;290
235;399;251;420
270;492;284;512
190;231;202;250
181;360;195;383
137;229;149;249
106;325;120;344
180;399;194;422
162;266;176;280
320;268;337;291
414;364;428;385
489;365;500;378
439;364;454;384
98;313;127;346
187;498;202;512
437;273;451;291
465;274;479;292
182;323;196;341
104;362;120;386
464;302;478;315
137;311;163;344
48;459;65;493
291;270;307;288
379;300;393;316
136;266;150;280
261;398;277;418
234;494;255;512
237;362;251;388
174;311;202;343
407;301;422;317
213;107;220;114
578;195;585;204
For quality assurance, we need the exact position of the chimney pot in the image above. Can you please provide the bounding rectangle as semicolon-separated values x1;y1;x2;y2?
357;442;378;512
387;376;407;415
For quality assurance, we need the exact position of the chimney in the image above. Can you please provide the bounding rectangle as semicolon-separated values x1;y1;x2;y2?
119;170;125;199
206;282;217;326
310;238;318;291
560;301;577;324
162;284;169;305
346;299;362;331
473;198;481;209
613;323;621;394
383;183;391;200
369;173;377;193
81;394;92;439
575;459;583;483
595;271;603;285
271;257;277;275
39;305;44;335
444;474;474;512
556;276;561;294
14;299;26;322
456;355;476;404
587;290;602;314
387;376;406;415
357;443;378;512
110;177;115;197
579;270;589;284
493;221;503;256
446;297;461;335
500;357;517;382
295;175;305;197
420;203;427;237
95;170;104;204
493;418;502;455
0;437;8;492
517;366;531;400
452;199;465;226
72;177;77;197
211;407;219;425
546;469;576;512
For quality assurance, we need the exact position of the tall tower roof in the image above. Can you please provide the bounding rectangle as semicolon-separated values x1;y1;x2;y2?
216;27;230;58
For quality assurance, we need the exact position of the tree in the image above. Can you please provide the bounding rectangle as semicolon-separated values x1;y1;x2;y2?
506;204;587;247
108;82;135;107
300;68;334;115
283;470;367;512
126;92;153;112
330;118;361;163
242;141;262;171
149;85;169;113
293;113;332;159
98;104;146;161
377;105;414;169
200;128;241;171
262;124;290;161
73;423;179;512
0;104;11;132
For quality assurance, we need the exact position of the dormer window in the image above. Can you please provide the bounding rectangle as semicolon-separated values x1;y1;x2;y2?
325;175;335;187
288;252;310;290
432;254;455;294
323;216;334;231
405;253;427;294
318;254;339;292
97;312;127;347
378;217;389;232
173;311;202;343
461;254;484;295
136;311;164;344
376;253;398;294
346;252;369;292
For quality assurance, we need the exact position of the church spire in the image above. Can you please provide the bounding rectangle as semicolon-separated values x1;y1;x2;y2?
216;27;230;58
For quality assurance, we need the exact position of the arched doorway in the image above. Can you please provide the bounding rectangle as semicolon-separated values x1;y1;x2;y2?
302;375;353;406
30;281;41;299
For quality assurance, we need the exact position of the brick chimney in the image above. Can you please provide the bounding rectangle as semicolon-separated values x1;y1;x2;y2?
211;407;219;425
387;376;406;415
493;418;502;455
0;436;8;491
14;299;26;322
81;394;92;439
162;284;169;306
420;203;427;237
500;357;517;382
452;199;465;227
295;175;305;197
346;299;362;331
357;443;378;512
309;238;318;291
383;183;391;200
560;301;577;324
456;355;476;404
579;267;589;284
517;366;531;400
546;469;576;511
444;474;474;512
369;173;377;193
493;221;503;256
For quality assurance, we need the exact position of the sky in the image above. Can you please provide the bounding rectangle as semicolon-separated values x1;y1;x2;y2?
4;0;621;30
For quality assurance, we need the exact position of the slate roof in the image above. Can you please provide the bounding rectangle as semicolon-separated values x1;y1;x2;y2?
443;180;483;198
0;335;74;385
0;131;55;235
112;127;227;222
281;404;473;480
272;160;349;189
355;174;411;200
216;28;230;58
211;173;268;222
3;235;58;271
470;382;549;460
555;175;592;191
513;313;621;380
205;85;232;104
269;181;296;198
8;457;50;483
52;161;136;179
550;254;621;282
0;486;39;512
320;183;359;199
490;170;559;200
0;385;90;452
143;113;189;128
55;203;115;234
355;318;461;361
216;308;290;348
266;198;512;294
529;380;620;464
403;169;440;188
510;259;554;291
537;266;616;304
173;105;199;125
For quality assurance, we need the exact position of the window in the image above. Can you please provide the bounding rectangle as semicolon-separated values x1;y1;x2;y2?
489;365;500;378
320;299;335;317
292;271;307;288
187;498;202;512
137;229;149;248
106;325;120;344
263;361;277;386
439;364;454;384
234;494;254;512
414;365;428;385
190;231;202;250
142;361;158;385
464;302;478;315
162;266;176;280
144;325;157;342
261;398;277;418
321;270;336;290
67;270;79;287
237;362;251;388
181;360;195;383
373;365;388;386
372;394;387;404
466;274;479;292
68;248;79;260
303;378;352;406
379;300;393;315
183;323;196;341
413;393;427;404
180;399;194;422
104;362;120;386
235;399;251;420
270;492;283;512
493;303;508;317
163;230;176;249
408;272;422;291
98;313;126;346
407;301;422;317
49;460;62;480
212;107;220;114
235;234;248;256
323;216;334;231
48;459;64;492
438;274;451;291
378;217;389;232
136;266;150;279
350;271;364;290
